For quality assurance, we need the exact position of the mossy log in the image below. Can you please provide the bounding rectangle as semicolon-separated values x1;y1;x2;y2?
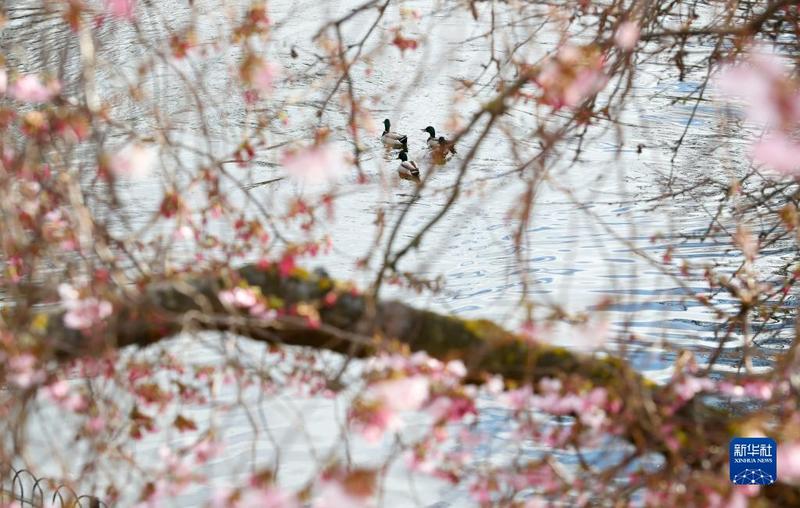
38;264;796;504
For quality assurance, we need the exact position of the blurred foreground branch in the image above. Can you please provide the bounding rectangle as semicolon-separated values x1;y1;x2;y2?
33;264;799;504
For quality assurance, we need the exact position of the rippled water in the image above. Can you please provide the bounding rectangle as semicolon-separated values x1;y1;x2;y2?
2;0;793;505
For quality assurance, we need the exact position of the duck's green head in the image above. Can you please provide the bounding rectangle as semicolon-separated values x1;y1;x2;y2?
423;126;436;137
383;119;391;131
398;151;408;161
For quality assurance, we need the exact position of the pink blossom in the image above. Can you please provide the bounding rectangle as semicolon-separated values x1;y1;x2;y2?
778;441;800;481
469;480;492;503
62;393;87;411
563;69;609;108
192;438;223;464
579;408;607;428
674;375;715;401
44;379;88;411
219;287;259;308
539;377;562;393
751;133;800;176
86;416;106;434
59;283;113;330
8;354;45;388
173;224;194;240
250;59;280;94
614;22;640;51
526;384;610;428
535;45;608;109
249;302;278;321
358;406;395;442
743;380;774;400
501;386;532;410
484;375;504;394
110;143;157;179
716;50;797;127
446;359;467;378
354;377;430;441
43;209;76;250
0;68;6;95
281;144;345;183
9;74;60;103
45;379;70;399
427;395;476;423
369;375;430;412
105;0;136;20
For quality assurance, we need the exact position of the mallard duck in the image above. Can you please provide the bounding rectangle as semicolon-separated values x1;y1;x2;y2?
397;151;420;180
422;126;456;154
381;119;408;149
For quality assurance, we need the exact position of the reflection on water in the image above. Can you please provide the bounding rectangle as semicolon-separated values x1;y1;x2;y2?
2;0;792;505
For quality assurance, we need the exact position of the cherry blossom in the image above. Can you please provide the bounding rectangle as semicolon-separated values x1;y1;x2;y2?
59;283;113;330
43;209;76;251
673;375;715;401
352;376;431;441
718;380;775;400
105;0;136;20
250;58;280;94
8;74;60;103
716;48;800;177
281;143;346;183
85;416;106;434
716;50;797;127
192;437;223;464
7;354;45;388
368;375;430;412
109;142;157;179
536;45;608;109
751;133;800;175
777;441;800;482
219;287;259;308
614;22;640;51
43;380;87;411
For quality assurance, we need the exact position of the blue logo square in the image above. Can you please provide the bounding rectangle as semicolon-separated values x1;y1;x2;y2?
730;437;777;485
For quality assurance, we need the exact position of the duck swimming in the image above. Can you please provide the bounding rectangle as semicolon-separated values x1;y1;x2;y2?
397;151;420;180
422;126;456;154
381;119;408;149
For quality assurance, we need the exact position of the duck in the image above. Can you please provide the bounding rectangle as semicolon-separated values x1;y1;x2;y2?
381;119;408;149
397;151;420;181
422;126;456;154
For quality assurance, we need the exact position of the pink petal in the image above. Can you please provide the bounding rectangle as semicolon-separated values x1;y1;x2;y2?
105;0;136;20
251;59;280;94
751;134;800;175
614;22;640;51
9;75;59;103
563;69;608;107
58;283;80;303
281;144;345;183
110;143;157;179
369;376;430;412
